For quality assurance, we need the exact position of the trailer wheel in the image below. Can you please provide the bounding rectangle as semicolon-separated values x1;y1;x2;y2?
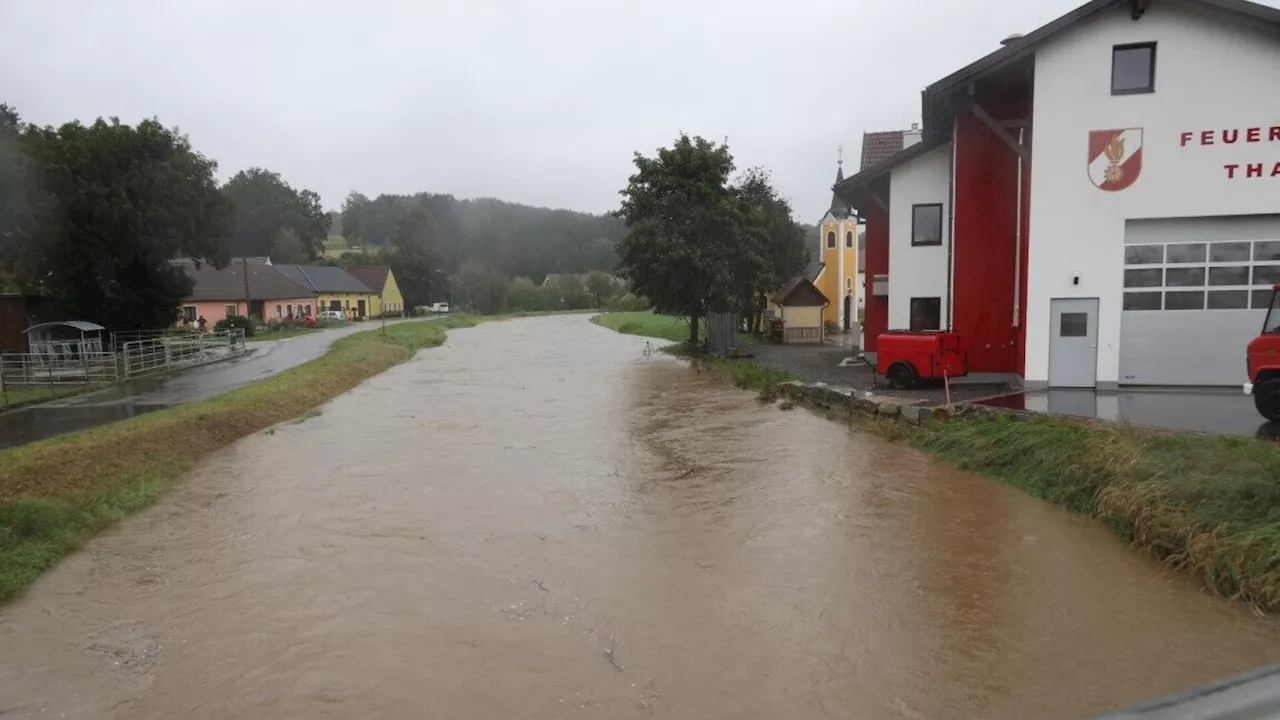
1256;379;1280;422
887;362;917;390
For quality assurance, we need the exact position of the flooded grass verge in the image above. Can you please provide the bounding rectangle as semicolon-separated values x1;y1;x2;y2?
0;316;480;602
900;412;1280;614
592;311;1280;614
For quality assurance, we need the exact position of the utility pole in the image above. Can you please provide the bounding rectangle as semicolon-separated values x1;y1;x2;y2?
242;257;251;321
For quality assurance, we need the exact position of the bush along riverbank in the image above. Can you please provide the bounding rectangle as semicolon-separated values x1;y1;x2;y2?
592;311;1280;614
0;316;479;602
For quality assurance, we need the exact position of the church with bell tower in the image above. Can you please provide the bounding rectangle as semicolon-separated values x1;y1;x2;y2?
815;149;859;331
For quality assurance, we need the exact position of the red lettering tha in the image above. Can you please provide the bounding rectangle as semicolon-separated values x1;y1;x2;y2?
1271;127;1280;142
1247;163;1264;178
1201;130;1214;145
1273;162;1280;178
1180;131;1194;147
1223;129;1239;144
1225;163;1240;178
1248;127;1262;143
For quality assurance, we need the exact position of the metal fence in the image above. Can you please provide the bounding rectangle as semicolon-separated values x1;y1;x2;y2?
121;329;246;378
0;352;120;407
0;351;119;386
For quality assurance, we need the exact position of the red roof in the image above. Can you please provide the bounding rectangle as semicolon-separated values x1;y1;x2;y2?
860;131;905;171
345;266;390;293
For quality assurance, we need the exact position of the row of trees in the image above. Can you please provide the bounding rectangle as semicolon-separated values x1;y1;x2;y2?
339;192;623;281
615;135;808;345
0;102;624;331
451;266;644;315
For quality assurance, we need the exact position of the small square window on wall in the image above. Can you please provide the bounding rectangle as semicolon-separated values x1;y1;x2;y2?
1112;42;1156;95
911;204;943;246
909;297;941;331
827;231;836;249
225;304;236;318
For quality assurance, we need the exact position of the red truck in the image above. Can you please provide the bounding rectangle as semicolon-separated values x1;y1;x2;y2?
1247;284;1280;421
877;331;968;390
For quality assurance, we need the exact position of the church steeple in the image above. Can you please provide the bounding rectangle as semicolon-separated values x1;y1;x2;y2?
828;148;851;219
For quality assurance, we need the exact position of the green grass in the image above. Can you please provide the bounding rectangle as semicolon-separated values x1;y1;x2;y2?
592;311;691;344
896;413;1280;612
1;384;102;410
0;315;482;602
593;311;792;393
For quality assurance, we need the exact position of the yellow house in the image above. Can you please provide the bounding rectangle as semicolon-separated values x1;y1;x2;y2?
346;266;405;316
814;155;858;331
274;264;380;319
770;276;828;344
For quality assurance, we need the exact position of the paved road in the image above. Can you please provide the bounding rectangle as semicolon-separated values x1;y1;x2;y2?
0;318;424;450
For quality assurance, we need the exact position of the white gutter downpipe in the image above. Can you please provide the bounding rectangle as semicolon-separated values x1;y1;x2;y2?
1013;127;1024;328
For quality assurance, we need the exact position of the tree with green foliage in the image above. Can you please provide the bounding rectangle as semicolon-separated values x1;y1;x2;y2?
734;167;807;333
2;112;232;330
585;270;619;307
458;260;510;314
271;228;312;264
506;276;552;312
615;134;765;347
388;205;442;309
222;167;327;260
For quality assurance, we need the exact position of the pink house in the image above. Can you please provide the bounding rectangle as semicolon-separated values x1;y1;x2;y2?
174;258;316;326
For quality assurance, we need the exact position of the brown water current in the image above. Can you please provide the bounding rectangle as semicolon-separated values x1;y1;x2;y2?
1;315;1278;719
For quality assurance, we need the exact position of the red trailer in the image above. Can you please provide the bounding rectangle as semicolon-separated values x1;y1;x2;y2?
877;331;968;389
1246;284;1280;421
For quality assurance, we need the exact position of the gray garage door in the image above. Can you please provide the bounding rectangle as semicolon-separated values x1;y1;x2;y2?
1121;216;1280;386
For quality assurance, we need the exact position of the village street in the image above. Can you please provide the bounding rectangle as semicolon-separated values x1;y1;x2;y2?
0;319;421;450
1;315;1277;719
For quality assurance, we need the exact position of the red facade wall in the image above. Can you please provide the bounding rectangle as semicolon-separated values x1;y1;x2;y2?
952;111;1028;374
862;200;890;353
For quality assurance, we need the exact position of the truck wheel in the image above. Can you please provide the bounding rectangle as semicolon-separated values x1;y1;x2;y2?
887;362;917;390
1256;379;1280;422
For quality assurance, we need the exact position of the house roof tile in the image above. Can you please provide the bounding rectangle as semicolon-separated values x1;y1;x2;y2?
344;266;390;293
274;265;374;294
860;131;905;171
175;259;315;301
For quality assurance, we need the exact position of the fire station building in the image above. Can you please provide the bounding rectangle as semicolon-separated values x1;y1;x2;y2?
836;0;1280;389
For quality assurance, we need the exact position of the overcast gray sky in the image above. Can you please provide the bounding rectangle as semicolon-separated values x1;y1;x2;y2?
0;0;1212;220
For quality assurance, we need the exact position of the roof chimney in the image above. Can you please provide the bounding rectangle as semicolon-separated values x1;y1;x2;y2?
1000;32;1024;46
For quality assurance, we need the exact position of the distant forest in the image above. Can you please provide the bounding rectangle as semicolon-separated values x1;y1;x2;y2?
339;192;624;283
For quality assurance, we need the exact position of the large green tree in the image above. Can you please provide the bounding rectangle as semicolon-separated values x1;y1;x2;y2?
223;168;327;260
734;167;807;332
388;205;443;309
3;113;232;330
615;134;764;346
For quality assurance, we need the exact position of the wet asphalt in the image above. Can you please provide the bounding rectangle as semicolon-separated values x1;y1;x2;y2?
0;318;423;450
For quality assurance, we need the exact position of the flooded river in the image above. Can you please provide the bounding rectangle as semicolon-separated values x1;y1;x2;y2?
1;315;1278;719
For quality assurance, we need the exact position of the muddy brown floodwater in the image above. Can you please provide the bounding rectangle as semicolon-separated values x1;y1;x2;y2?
2;315;1278;719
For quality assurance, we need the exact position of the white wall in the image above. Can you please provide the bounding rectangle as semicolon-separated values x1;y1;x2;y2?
888;145;952;330
1027;0;1280;385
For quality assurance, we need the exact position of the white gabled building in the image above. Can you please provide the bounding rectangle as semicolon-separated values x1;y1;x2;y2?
837;0;1280;389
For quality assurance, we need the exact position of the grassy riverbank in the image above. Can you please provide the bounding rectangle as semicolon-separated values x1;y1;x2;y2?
591;311;691;343
592;311;1280;613
591;312;792;391
0;316;478;602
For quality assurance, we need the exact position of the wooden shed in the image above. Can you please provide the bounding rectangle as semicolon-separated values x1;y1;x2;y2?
0;294;49;353
774;277;829;344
